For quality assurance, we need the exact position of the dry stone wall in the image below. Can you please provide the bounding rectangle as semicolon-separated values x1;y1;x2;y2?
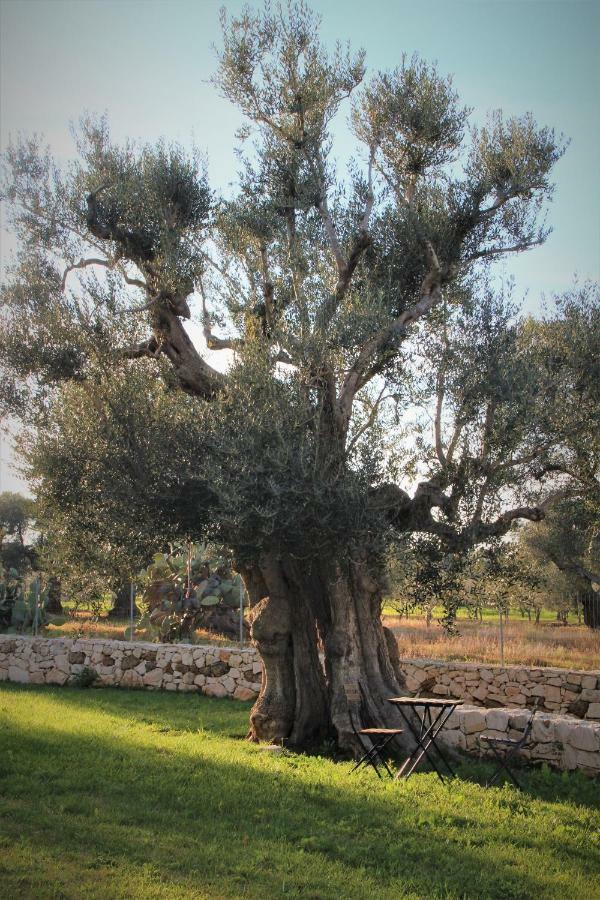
0;635;263;701
1;635;599;775
437;704;600;777
401;658;600;721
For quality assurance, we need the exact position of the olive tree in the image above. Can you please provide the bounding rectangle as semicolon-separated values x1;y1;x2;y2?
1;4;571;749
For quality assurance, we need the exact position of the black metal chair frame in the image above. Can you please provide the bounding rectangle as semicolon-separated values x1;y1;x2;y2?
346;683;403;779
479;702;540;789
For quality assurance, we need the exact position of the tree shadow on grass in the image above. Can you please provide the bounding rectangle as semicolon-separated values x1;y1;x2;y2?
4;682;598;810
1;687;598;899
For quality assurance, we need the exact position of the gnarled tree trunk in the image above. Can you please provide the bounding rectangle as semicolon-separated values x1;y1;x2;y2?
244;548;406;754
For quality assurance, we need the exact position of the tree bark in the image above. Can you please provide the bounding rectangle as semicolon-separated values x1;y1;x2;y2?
247;553;330;748
107;583;140;619
45;576;63;614
582;592;600;629
244;549;406;755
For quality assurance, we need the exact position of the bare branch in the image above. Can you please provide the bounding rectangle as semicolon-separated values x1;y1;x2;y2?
61;257;112;291
465;239;543;263
346;385;389;455
120;337;161;360
198;276;242;352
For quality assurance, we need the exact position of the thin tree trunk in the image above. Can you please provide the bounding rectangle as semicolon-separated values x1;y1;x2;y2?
107;583;140;619
582;592;600;629
45;576;63;614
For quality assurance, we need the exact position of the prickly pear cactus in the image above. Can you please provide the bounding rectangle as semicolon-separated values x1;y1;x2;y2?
0;568;47;634
129;543;248;643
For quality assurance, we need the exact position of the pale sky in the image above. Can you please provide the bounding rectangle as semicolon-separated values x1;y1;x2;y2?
0;0;599;492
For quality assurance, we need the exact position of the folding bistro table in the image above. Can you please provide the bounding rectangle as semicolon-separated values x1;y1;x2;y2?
387;697;463;782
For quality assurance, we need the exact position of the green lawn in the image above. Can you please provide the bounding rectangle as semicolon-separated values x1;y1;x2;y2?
0;685;598;899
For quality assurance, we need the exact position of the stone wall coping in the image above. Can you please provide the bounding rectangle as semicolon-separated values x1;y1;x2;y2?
398;656;600;677
0;634;249;654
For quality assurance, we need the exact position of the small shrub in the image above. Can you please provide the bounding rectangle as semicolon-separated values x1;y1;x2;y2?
70;667;98;689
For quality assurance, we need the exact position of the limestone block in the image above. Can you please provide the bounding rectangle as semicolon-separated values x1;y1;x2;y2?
567;673;582;685
220;677;235;693
440;730;466;751
181;652;194;667
508;711;530;729
193;674;206;687
461;710;486;734
165;682;177;691
228;654;242;667
531;742;561;761
250;682;262;692
495;672;509;684
532;717;554;743
0;668;7;681
8;656;27;670
203;683;228;699
568;725;599;753
45;668;68;685
575;749;600;772
120;669;143;688
479;668;494;683
179;683;196;692
543;685;562;705
228;668;241;680
581;689;600;703
233;686;258;701
182;672;196;685
143;668;163;687
486;709;510;732
29;671;45;685
120;655;137;671
444;711;461;730
586;703;600;720
581;675;597;690
433;684;449;696
9;666;29;683
134;662;147;675
219;650;231;662
472;685;488;702
252;661;263;675
561;744;578;770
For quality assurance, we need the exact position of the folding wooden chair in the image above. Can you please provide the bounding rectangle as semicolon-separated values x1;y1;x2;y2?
345;682;403;779
479;700;540;789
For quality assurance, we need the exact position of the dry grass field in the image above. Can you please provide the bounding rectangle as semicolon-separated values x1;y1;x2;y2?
386;614;600;671
42;606;600;671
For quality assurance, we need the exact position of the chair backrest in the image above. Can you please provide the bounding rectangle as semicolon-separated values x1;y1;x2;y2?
343;681;364;736
517;698;541;746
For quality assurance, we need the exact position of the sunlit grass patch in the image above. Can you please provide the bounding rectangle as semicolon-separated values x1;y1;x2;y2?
0;684;598;899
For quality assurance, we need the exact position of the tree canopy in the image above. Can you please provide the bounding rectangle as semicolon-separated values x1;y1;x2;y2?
1;2;596;747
